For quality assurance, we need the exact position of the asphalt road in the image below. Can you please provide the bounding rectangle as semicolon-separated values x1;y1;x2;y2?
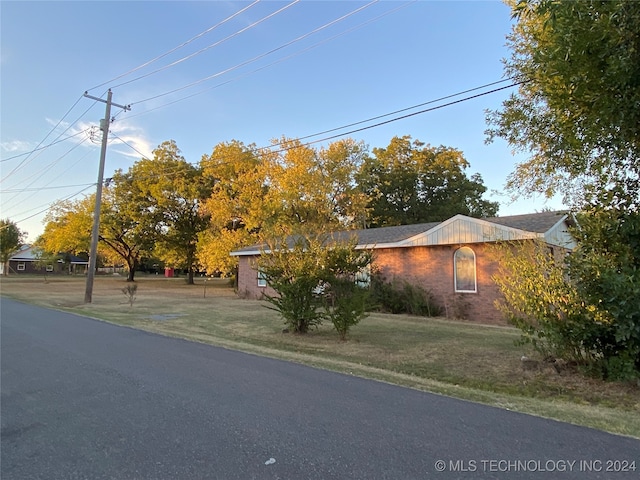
1;297;638;480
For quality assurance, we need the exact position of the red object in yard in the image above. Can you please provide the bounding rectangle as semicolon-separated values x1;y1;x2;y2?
164;268;174;278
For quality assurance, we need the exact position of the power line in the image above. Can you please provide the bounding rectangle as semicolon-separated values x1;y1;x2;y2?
87;0;262;92
126;0;411;116
0;129;90;163
0;183;94;194
7;78;520;191
1;95;84;183
294;79;514;143
1;94;105;185
9;184;97;229
262;82;524;154
110;0;301;90
1;136;92;210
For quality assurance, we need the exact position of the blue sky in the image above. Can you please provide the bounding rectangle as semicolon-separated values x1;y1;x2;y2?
1;0;563;242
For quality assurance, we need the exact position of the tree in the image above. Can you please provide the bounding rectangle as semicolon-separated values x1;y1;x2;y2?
259;236;328;334
98;181;156;282
263;137;368;233
198;138;368;276
357;136;498;227
486;0;640;207
38;197;93;255
0;219;25;276
199;140;267;276
127;141;211;285
257;234;373;337
487;0;640;379
320;238;373;340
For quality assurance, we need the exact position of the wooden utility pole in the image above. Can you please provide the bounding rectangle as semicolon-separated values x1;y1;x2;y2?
83;89;130;303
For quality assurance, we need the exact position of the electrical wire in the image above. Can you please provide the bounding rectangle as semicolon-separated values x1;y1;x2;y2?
1;95;84;182
3;79;521;194
0;183;94;194
87;0;262;92
1;94;106;185
1;136;92;210
259;81;525;156
125;0;413;118
0;129;90;163
10;184;96;228
110;0;301;90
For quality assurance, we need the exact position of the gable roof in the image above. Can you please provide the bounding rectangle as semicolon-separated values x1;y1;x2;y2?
230;211;575;256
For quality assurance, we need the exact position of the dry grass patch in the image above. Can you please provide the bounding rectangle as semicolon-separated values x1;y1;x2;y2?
1;275;638;438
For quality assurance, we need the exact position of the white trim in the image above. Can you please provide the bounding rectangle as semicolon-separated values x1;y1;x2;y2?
454;246;477;293
257;269;267;287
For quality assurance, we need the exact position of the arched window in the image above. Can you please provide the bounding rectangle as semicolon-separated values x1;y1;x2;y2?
454;247;476;293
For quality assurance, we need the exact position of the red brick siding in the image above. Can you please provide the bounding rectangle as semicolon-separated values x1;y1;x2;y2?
236;255;278;299
236;243;507;324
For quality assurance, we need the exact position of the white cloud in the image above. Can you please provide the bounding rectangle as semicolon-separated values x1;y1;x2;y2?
0;140;33;152
108;120;154;160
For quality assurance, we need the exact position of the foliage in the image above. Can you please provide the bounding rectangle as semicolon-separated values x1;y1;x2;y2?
487;0;640;380
491;241;592;361
357;136;498;227
567;209;640;379
320;239;373;340
33;249;62;282
39;198;93;255
0;219;25;276
486;0;640;207
199;140;266;276
492;239;639;381
258;234;373;337
129;140;211;285
263;137;368;233
369;270;442;317
199;138;368;276
258;236;327;333
98;182;155;282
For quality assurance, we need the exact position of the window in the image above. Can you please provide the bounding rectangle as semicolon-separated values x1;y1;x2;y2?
454;247;476;293
17;262;25;271
257;269;267;287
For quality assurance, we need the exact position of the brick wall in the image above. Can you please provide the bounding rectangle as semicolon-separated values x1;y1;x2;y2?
373;244;505;324
236;243;508;325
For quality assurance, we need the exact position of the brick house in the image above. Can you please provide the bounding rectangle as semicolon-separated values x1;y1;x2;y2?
230;211;575;324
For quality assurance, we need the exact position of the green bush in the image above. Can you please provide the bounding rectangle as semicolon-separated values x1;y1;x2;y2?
258;234;373;337
369;273;441;317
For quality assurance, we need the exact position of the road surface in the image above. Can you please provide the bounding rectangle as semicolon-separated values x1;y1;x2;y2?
1;297;638;479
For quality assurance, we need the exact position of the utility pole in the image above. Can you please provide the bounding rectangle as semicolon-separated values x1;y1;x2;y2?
83;89;130;303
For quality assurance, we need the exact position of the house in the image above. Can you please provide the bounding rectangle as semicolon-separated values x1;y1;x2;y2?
1;245;89;275
230;211;575;325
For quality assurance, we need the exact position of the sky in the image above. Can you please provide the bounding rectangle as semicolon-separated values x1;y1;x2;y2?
1;0;564;242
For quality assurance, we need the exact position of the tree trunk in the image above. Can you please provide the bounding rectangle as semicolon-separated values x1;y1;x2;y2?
126;257;137;282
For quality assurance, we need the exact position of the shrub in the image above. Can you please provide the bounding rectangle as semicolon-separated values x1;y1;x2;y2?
369;272;441;317
258;234;373;337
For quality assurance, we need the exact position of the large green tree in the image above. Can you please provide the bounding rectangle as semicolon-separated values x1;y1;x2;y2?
487;0;640;378
125;140;211;285
357;136;498;227
486;0;640;207
0;219;25;276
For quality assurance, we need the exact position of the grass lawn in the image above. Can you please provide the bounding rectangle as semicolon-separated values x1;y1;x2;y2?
1;274;638;438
